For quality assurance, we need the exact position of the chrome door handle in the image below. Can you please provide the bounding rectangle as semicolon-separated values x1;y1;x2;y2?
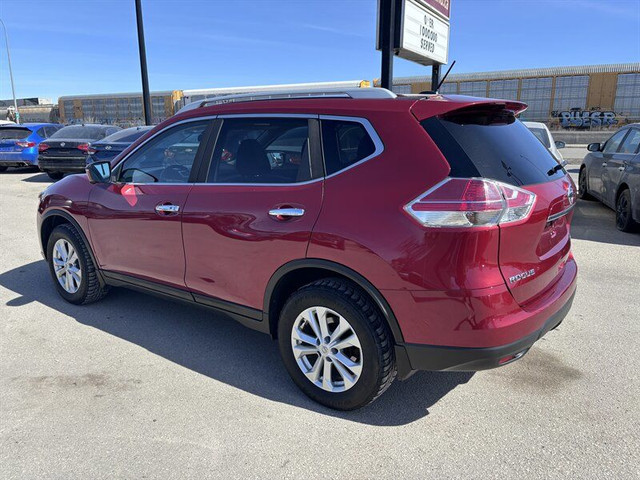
602;162;607;167
269;208;305;218
155;204;180;214
618;166;625;172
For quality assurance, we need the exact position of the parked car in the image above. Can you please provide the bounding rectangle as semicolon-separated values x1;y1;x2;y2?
523;121;565;162
0;123;63;171
87;126;154;164
579;124;640;232
37;90;578;410
38;124;121;180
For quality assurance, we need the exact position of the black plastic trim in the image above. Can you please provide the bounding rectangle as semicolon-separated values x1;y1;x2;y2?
264;258;405;344
398;288;576;373
101;271;267;333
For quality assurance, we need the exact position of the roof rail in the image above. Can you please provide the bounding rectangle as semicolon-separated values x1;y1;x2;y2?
177;88;397;114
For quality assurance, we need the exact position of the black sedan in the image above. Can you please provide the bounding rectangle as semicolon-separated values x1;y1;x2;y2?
87;126;153;163
38;124;121;180
579;123;640;232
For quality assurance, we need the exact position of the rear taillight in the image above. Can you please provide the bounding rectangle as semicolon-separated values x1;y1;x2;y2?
16;141;36;148
77;143;91;153
38;143;49;152
404;178;536;228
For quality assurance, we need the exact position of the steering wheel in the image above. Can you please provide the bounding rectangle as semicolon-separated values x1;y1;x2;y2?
160;164;190;182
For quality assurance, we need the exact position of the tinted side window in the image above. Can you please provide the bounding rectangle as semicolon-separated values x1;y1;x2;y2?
603;130;628;154
321;120;376;175
207;118;311;184
618;128;640;154
422;111;565;186
118;121;208;183
36;127;47;138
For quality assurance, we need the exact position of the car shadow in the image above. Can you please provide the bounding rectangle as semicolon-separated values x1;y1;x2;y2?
21;172;54;183
571;199;640;246
0;260;473;426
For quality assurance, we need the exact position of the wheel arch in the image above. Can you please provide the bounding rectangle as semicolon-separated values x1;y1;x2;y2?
615;182;630;202
40;209;105;287
263;259;404;344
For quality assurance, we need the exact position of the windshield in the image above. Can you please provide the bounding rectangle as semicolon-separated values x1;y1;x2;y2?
0;127;32;140
422;108;566;186
527;127;551;148
49;125;108;140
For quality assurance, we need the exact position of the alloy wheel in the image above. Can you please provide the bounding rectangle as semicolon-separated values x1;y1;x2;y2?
290;306;363;393
52;238;82;294
617;194;630;230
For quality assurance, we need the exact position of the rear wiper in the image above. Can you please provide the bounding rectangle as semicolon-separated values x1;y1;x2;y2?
547;162;565;176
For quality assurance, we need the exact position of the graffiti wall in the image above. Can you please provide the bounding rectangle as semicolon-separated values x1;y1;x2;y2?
554;110;618;128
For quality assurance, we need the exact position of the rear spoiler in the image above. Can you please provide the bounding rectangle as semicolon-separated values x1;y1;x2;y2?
410;95;528;121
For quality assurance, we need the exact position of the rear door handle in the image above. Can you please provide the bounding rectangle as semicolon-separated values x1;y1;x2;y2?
155;204;180;215
269;208;305;219
602;162;608;167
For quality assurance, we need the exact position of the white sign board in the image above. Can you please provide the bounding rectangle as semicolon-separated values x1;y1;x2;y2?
399;0;450;66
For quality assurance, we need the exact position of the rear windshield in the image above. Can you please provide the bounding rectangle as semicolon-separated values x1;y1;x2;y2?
100;127;151;144
527;127;551;148
422;108;565;186
49;125;108;140
0;127;32;140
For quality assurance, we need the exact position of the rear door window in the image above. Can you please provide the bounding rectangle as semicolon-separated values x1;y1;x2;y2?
321;119;376;175
207;118;312;184
422;108;566;186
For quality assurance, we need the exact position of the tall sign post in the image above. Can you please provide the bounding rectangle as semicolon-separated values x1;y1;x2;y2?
135;0;152;125
377;0;451;92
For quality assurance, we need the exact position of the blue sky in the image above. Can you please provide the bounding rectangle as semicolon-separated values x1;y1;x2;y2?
0;0;639;101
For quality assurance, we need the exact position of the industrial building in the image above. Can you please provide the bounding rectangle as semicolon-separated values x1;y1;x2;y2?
47;63;640;128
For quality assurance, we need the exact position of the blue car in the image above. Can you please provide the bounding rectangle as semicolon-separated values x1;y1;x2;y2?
0;123;63;171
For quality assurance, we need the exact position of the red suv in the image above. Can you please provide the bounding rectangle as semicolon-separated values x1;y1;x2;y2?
37;89;577;410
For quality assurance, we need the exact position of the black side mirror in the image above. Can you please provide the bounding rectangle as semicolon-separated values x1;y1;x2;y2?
86;161;112;184
587;142;602;152
555;140;566;149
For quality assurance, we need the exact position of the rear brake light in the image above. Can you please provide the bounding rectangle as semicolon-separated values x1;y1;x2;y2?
38;143;49;152
77;143;91;153
16;141;36;148
404;178;536;228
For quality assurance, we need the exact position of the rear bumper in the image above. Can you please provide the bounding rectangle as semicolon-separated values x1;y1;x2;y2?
0;151;38;166
396;288;575;374
389;255;577;377
38;157;87;173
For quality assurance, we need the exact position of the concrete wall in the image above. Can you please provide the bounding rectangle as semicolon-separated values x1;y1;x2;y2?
552;130;615;144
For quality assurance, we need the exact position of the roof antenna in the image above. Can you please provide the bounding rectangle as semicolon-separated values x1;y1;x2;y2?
420;60;456;94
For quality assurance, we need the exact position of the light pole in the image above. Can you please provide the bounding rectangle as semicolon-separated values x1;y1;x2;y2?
0;19;19;123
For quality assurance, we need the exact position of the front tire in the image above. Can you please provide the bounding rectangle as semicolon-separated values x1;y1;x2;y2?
578;167;595;200
616;189;637;232
47;171;64;180
278;278;396;410
46;224;108;304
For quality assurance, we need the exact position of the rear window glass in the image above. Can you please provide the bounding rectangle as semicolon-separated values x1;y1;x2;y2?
101;127;151;144
0;127;31;140
422;108;565;186
49;125;109;140
321;120;376;175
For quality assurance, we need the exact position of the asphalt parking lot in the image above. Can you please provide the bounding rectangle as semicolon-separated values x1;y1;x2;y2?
1;167;638;479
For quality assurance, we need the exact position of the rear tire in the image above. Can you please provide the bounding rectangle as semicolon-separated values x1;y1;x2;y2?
47;224;109;305
47;171;64;180
278;278;396;410
578;167;595;200
616;189;637;232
